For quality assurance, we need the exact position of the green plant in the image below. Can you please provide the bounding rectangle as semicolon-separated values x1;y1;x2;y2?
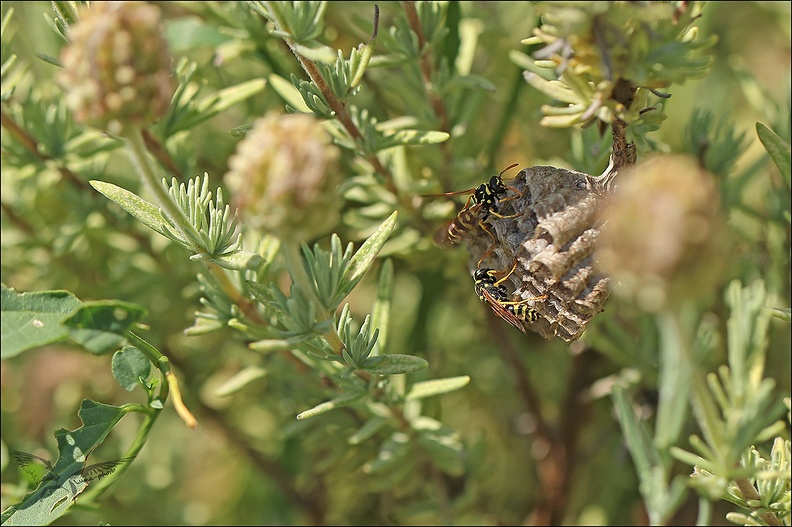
1;2;789;525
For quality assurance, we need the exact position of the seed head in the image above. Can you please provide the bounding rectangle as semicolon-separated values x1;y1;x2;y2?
224;112;342;241
596;155;731;311
57;2;174;134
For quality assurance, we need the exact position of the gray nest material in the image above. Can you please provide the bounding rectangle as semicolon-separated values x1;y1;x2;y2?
468;165;616;342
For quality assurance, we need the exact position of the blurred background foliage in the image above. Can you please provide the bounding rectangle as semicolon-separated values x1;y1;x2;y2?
1;1;790;525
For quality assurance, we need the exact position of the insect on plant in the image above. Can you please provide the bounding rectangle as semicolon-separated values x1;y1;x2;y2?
424;163;523;264
473;261;546;334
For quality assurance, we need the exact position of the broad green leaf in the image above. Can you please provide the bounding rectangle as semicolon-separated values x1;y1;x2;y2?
405;376;471;400
756;122;791;187
111;347;152;391
1;285;82;359
64;301;147;355
296;391;365;420
1;473;88;526
2;400;128;526
358;354;428;375
333;211;397;305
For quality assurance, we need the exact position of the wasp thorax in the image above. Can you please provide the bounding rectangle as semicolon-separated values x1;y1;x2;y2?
224;112;342;241
57;2;174;134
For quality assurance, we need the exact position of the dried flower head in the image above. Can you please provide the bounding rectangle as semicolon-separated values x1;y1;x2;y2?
224;112;342;241
57;1;174;134
596;154;731;312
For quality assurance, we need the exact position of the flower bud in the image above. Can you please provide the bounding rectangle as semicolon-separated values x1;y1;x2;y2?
224;112;342;240
596;154;731;312
57;2;174;134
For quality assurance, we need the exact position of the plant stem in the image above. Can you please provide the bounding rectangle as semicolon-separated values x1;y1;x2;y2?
261;1;397;194
123;126;204;250
76;404;160;504
734;478;781;526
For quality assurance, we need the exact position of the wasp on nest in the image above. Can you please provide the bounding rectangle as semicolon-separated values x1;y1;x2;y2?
465;119;635;341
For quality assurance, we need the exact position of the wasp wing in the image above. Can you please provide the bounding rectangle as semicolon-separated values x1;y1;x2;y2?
81;457;136;479
480;288;527;334
13;450;54;471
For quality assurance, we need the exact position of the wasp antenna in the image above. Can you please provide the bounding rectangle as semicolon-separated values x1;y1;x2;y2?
499;162;520;177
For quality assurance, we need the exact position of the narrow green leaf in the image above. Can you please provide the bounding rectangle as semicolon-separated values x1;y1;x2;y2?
416;430;465;477
350;4;379;88
334;211;397;305
89;181;178;243
522;71;582;104
405;376;471;400
268;73;312;113
655;312;691;449
1;285;82;358
214;366;267;397
611;384;660;476
756;122;791;187
181;79;267;131
365;433;412;474
380;129;450;149
249;339;295;353
669;446;715;472
358;354;428;375
348;416;389;445
370;259;393;356
111;346;152;391
296;391;365;420
293;42;336;63
194;250;263;271
183;317;225;336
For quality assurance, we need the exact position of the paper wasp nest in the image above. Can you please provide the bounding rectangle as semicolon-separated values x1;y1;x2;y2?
469;166;615;342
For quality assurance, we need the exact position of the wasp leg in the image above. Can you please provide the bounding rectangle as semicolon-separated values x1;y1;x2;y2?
500;294;548;305
489;209;523;219
475;222;499;268
492;259;518;286
500;186;524;200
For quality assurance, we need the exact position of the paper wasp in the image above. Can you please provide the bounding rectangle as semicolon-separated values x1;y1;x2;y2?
424;163;523;256
473;261;545;334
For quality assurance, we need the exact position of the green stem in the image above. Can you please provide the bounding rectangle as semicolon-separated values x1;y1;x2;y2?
261;1;397;194
124;126;205;250
75;403;161;504
734;478;781;526
695;496;712;526
282;241;345;355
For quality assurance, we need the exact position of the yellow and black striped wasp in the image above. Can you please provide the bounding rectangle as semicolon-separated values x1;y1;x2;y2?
423;163;523;262
473;261;545;334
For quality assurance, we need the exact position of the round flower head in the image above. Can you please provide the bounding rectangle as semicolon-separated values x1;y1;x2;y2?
224;112;342;241
596;155;731;312
57;1;174;134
